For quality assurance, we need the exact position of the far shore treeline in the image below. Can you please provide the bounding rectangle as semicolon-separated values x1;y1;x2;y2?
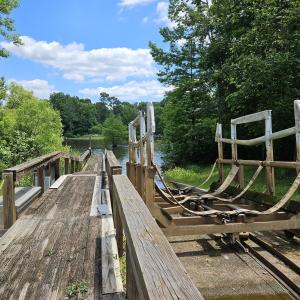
0;0;299;172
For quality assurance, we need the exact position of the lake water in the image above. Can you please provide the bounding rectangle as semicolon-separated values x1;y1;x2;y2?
65;138;165;174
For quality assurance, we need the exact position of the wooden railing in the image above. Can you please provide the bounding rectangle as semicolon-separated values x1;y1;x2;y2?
105;151;203;300
215;99;300;196
2;149;91;229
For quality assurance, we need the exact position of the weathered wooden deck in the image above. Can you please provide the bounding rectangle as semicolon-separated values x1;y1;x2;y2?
0;155;120;299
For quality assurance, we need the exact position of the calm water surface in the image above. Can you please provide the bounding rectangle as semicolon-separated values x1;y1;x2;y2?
65;138;165;174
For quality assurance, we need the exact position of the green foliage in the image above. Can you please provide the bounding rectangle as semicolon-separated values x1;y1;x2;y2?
0;77;6;102
150;0;300;165
65;281;88;299
89;123;102;135
0;0;21;57
50;92;97;136
102;115;127;147
0;84;65;171
6;82;35;108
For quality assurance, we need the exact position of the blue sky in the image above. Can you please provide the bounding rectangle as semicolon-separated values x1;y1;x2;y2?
0;0;171;102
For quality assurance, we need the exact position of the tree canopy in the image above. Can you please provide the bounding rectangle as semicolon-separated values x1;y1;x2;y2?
0;0;21;57
0;83;65;171
150;0;300;165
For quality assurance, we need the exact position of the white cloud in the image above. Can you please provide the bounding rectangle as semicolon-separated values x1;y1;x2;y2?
1;36;155;83
119;0;156;7
79;80;173;101
9;79;56;99
142;16;149;23
155;2;174;27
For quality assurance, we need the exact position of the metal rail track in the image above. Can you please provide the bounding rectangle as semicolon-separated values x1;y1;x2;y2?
239;234;300;299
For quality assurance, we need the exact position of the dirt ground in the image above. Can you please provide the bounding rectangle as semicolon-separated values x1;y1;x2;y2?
169;231;300;300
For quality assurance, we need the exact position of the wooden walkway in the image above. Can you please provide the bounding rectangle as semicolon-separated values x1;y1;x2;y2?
0;155;122;299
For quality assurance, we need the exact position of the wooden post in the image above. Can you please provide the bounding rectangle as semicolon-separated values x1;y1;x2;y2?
112;167;124;257
37;167;45;194
294;100;300;193
216;123;224;182
140;112;146;200
265;110;275;195
136;164;142;196
145;166;156;209
3;172;16;229
54;158;60;180
75;160;80;172
89;135;92;155
70;159;75;173
64;157;69;174
126;245;139;300
238;165;245;189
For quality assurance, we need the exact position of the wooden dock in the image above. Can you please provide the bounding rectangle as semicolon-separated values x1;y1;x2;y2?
0;155;123;299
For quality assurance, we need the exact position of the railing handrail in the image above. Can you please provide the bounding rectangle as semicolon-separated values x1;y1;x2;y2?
3;151;62;181
112;174;203;299
105;150;203;299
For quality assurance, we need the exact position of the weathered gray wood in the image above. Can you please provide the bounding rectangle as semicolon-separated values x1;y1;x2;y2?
0;156;105;300
101;158;124;296
113;174;204;300
3;172;16;229
37;166;45;193
231;110;270;125
64;157;69;174
49;175;68;189
101;215;123;295
4;151;62;181
90;175;102;216
54;158;60;180
163;214;300;236
70;159;75;173
217;126;297;146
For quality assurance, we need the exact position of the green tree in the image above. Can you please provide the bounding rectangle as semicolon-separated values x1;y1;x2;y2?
0;77;6;102
50;92;96;136
102;115;127;148
150;0;216;165
0;0;21;57
151;0;300;164
0;84;65;170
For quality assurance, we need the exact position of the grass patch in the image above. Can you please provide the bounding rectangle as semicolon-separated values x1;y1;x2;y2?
65;280;88;299
165;164;300;201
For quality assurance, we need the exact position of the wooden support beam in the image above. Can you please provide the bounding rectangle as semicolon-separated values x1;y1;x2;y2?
126;245;139;300
216;123;224;182
144;166;156;209
135;164;142;196
70;159;75;174
3;172;16;229
163;214;300;236
37;167;45;194
54;158;60;180
265;110;275;195
64;157;69;174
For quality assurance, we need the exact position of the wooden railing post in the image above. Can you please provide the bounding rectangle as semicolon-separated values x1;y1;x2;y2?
3;172;16;229
106;151;124;258
64;157;69;174
126;245;139;299
265;111;275;195
216;123;224;183
54;158;60;180
70;159;75;173
145;166;156;209
37;166;45;193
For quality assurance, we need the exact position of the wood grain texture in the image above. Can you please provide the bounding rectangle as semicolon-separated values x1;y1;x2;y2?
0;155;125;300
101;172;123;296
113;174;204;300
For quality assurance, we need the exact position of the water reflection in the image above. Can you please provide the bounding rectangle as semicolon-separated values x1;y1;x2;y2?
65;138;164;174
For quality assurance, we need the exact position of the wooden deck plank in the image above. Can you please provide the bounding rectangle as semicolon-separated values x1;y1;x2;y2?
0;157;104;300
